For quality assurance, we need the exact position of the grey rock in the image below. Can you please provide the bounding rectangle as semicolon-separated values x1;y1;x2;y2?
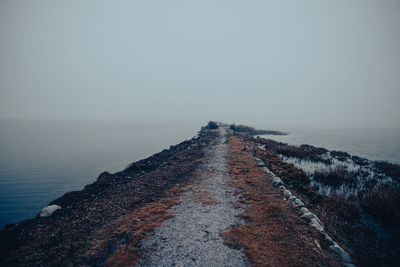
310;218;325;234
283;189;292;199
272;177;284;187
39;205;61;217
329;243;353;265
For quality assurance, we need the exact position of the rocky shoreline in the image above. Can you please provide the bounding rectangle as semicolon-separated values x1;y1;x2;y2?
0;123;399;266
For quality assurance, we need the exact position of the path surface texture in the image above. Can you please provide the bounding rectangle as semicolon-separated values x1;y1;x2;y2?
138;127;248;266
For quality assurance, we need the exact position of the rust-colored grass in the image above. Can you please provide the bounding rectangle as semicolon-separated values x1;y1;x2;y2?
105;184;189;266
82;183;190;266
106;200;177;266
193;190;221;205
225;136;340;267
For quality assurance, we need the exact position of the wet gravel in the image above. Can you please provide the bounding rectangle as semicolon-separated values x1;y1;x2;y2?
138;127;248;266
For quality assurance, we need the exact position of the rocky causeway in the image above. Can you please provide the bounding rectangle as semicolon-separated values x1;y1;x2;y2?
0;122;399;266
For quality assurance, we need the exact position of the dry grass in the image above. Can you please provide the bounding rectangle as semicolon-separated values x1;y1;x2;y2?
313;168;347;187
106;184;190;266
106;200;178;266
195;197;220;205
374;161;400;182
81;183;190;267
254;137;328;163
193;190;220;205
361;185;400;227
225;136;341;266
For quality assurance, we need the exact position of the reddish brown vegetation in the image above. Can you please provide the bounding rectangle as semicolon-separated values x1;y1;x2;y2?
314;168;347;187
313;193;400;266
225;136;340;266
315;194;360;242
330;151;351;161
361;185;400;227
375;161;400;182
230;124;287;135
255;137;328;163
193;190;220;205
103;184;187;266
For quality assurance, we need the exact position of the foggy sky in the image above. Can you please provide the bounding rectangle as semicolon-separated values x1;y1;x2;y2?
1;0;399;128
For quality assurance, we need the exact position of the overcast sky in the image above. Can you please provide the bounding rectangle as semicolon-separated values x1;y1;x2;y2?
1;0;399;128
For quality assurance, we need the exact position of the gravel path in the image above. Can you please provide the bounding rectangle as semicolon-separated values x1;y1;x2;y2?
137;127;248;266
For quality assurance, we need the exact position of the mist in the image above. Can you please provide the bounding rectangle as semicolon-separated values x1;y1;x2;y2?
1;0;399;129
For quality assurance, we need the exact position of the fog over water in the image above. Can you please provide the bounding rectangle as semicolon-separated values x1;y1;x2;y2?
0;1;400;227
1;0;399;128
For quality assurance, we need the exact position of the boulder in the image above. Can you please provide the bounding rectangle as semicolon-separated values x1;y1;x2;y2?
272;177;284;187
39;205;61;217
309;218;325;233
329;243;353;265
283;189;292;199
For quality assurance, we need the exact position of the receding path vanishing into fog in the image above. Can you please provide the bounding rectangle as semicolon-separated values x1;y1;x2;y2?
138;127;248;266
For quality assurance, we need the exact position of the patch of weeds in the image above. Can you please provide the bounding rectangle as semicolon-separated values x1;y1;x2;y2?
313;168;347;187
206;121;219;130
374;161;400;182
361;185;400;227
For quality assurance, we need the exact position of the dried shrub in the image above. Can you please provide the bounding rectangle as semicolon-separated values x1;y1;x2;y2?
230;124;287;135
351;155;369;166
206;121;219;129
315;192;400;267
361;185;400;227
314;168;347;187
330;151;351;161
254;137;328;163
316;194;360;230
375;161;400;182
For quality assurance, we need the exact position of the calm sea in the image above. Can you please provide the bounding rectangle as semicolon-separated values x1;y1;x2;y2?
258;126;400;165
0;119;200;229
1;120;399;229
